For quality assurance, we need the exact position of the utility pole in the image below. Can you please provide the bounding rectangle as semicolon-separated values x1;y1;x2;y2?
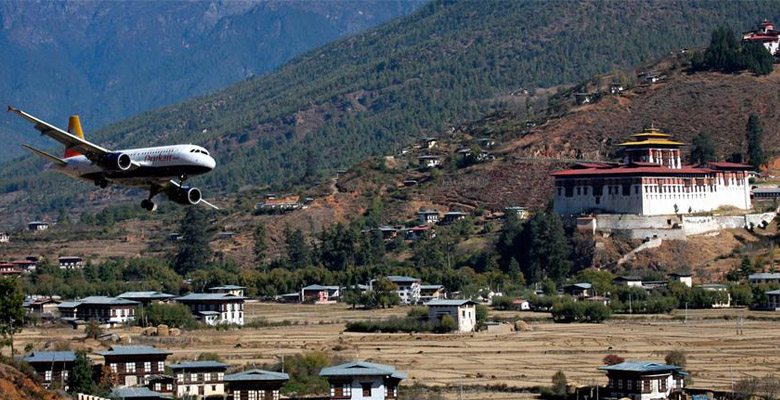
684;302;688;324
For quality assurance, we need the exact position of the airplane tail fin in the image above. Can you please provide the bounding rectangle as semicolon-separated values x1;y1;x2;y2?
64;115;85;158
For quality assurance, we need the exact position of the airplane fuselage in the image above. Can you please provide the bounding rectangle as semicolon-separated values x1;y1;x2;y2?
57;144;216;185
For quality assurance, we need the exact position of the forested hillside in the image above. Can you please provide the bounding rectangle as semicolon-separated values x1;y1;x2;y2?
3;0;780;215
0;0;423;161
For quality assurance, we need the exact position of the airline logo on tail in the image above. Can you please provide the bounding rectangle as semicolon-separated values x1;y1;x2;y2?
64;115;84;158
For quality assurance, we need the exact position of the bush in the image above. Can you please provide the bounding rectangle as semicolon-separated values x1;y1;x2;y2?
552;300;611;323
345;317;434;333
136;303;197;329
665;349;687;367
435;315;456;333
491;296;513;310
603;354;625;365
406;307;428;320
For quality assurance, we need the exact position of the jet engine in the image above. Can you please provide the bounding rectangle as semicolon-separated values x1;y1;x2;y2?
169;186;202;206
103;152;132;171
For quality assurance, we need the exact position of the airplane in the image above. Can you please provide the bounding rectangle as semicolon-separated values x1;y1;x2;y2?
7;106;218;211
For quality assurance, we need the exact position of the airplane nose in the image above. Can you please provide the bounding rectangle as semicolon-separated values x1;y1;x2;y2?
205;156;216;170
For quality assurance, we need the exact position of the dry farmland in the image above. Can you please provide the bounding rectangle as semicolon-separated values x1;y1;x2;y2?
13;303;780;398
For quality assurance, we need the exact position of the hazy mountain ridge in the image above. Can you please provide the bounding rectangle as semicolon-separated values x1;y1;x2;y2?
0;0;424;161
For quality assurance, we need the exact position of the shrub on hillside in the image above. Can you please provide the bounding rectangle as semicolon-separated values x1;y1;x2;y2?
345;317;434;333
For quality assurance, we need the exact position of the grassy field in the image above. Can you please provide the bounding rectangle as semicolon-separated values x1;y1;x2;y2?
11;303;780;398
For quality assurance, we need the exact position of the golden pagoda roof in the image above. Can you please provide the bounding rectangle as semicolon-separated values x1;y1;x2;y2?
618;126;685;146
618;139;686;146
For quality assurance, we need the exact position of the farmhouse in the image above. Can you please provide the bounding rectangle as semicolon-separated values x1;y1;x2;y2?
72;296;139;325
511;299;531;311
25;296;60;317
405;225;435;241
752;187;780;200
301;284;341;304
0;262;21;277
668;273;692;288
118;291;175;305
384;276;421;305
175;293;245;325
418;155;441;169
12;259;38;273
742;19;780;55
419;285;446;302
96;346;172;387
442;211;468;224
224;369;289;400
169;360;228;399
110;387;172;400
504;206;529;220
209;284;247;297
58;256;84;270
320;361;407;400
417;210;440;224
749;272;780;285
256;195;302;211
698;284;731;308
614;276;643;287
426;299;477;332
563;282;592;298
28;221;49;231
598;361;686;400
20;351;76;390
553;127;752;216
420;137;438;149
765;289;780;310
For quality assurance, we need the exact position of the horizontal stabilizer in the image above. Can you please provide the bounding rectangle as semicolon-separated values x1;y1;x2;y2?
22;144;67;166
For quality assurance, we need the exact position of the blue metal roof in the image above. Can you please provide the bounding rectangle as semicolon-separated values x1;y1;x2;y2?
224;369;289;382
385;275;420;283
420;285;444;290
766;289;780;295
302;284;339;291
58;301;81;308
20;351;76;363
118;291;175;299
570;283;592;289
599;361;681;373
78;296;139;306
96;346;172;356
169;360;228;370
175;293;246;301
209;285;246;290
425;299;476;307
110;387;173;399
320;361;407;379
749;273;780;280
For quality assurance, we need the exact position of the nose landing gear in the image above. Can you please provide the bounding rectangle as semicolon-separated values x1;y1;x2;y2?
94;178;109;188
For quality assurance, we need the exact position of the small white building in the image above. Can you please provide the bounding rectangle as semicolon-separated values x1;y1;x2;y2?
417;210;440;224
599;361;686;400
58;256;84;270
668;273;692;288
765;289;780;310
418;155;441;169
0;232;9;243
169;361;227;399
426;299;477;332
420;137;438;149
419;285;446;302
320;361;407;400
698;284;731;308
28;221;49;231
384;276;421;305
208;285;246;297
614;276;643;287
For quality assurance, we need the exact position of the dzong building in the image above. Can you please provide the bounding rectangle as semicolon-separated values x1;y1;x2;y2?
553;127;752;216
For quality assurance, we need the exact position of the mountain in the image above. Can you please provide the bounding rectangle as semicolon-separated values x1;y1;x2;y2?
3;0;780;217
0;0;425;161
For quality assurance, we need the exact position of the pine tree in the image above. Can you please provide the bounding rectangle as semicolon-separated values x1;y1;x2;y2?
0;279;24;357
253;223;268;268
285;225;311;269
747;114;767;168
690;132;716;164
68;351;97;394
174;207;214;275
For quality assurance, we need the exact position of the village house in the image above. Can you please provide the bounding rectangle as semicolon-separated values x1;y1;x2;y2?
598;361;686;400
28;221;49;231
70;296;139;325
668;273;692;288
698;284;731;308
0;262;22;277
743;19;780;55
301;284;341;304
418;155;441;169
25;296;60;317
0;232;9;243
417;210;440;224
58;256;84;270
96;346;172;387
218;231;238;239
614;276;643;288
441;211;468;224
553;127;752;216
420;137;438;149
57;301;80;319
610;83;624;94
419;285;446;302
749;272;780;286
224;369;289;400
110;387;172;400
118;291;175;305
384;276;421;305
504;206;529;220
168;233;184;242
169;360;228;399
478;137;496;148
255;195;302;212
320;361;407;400
404;225;435;241
511;299;531;311
175;293;245;326
20;351;76;390
146;374;176;394
12;258;38;273
563;282;592;299
764;289;780;310
378;226;401;241
209;285;247;297
426;299;477;332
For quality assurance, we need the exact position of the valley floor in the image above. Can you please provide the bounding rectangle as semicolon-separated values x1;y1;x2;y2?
10;303;780;398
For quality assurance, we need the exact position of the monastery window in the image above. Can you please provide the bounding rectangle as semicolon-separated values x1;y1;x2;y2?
617;379;623;389
577;187;581;195
643;380;652;392
627;380;633;390
660;378;668;391
584;187;588;195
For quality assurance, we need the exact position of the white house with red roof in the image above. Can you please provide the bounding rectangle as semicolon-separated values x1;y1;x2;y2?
743;19;780;55
552;127;752;216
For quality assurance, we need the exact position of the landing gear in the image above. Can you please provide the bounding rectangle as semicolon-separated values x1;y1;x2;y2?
178;174;188;184
140;199;157;212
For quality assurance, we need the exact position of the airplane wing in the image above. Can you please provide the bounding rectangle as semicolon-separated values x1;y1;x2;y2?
163;179;220;210
8;106;112;160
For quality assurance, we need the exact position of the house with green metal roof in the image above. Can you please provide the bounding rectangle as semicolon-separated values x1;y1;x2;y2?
598;361;687;400
320;361;406;400
117;291;175;305
110;387;173;400
60;296;139;325
224;369;289;400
